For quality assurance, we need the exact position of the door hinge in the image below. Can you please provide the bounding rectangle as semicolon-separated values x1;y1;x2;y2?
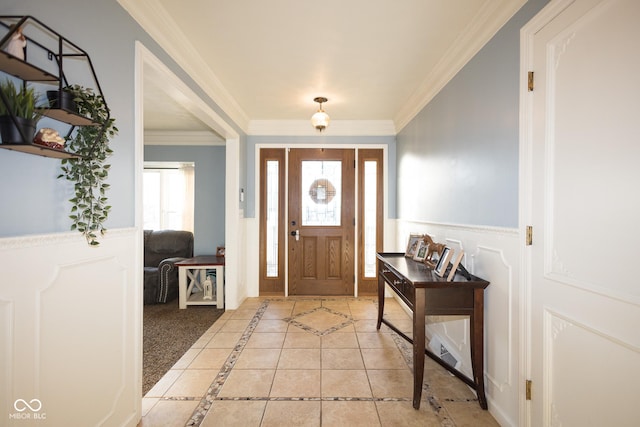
525;380;532;400
528;71;534;92
526;226;533;246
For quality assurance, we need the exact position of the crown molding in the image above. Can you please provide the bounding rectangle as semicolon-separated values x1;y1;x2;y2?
121;0;524;137
247;120;397;137
118;0;250;132
144;130;226;146
393;0;527;132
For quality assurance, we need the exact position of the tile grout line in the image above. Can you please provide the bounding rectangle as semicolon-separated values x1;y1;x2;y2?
386;314;458;426
283;305;354;336
214;396;413;402
181;297;370;425
179;297;467;426
185;300;270;426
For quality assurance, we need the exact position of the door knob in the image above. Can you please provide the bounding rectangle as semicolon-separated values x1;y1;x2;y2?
290;230;300;241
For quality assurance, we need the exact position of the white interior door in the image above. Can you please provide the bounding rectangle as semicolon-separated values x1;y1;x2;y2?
524;0;640;425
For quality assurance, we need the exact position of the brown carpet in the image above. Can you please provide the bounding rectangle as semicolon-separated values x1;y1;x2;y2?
143;298;224;395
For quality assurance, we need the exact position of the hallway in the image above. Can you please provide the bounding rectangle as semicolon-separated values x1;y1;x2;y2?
140;297;499;426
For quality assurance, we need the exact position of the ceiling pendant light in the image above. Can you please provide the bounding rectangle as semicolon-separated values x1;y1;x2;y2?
311;97;330;132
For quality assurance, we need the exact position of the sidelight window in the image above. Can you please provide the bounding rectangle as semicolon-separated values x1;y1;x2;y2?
265;160;279;277
363;160;377;277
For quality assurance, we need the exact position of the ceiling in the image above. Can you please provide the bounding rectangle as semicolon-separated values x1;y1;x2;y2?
120;0;525;137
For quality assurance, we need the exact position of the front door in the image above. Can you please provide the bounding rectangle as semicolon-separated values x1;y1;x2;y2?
525;0;640;425
288;148;355;295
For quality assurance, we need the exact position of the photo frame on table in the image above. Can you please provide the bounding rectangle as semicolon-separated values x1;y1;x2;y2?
413;241;429;262
216;246;225;257
434;246;453;277
447;249;464;281
425;241;446;269
404;234;423;258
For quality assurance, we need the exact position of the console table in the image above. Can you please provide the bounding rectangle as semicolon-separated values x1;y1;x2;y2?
376;252;490;409
176;255;225;309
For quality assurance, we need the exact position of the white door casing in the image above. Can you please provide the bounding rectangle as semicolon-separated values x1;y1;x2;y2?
521;0;640;426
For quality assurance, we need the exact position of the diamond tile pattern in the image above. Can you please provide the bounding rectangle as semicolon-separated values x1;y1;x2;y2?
140;298;501;427
284;307;353;336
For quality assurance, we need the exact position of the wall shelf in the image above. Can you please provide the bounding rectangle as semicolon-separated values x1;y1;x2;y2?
0;142;81;159
0;50;57;82
37;107;99;127
0;15;109;160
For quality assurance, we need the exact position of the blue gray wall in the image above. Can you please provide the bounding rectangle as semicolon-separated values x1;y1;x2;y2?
245;135;397;219
1;0;548;239
144;145;226;255
0;0;245;239
396;0;549;228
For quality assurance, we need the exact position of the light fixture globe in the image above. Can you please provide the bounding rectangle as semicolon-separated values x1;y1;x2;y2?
311;97;330;132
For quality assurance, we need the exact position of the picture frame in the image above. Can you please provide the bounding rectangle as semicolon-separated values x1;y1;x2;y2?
404;234;423;258
447;249;464;281
434;246;452;277
424;241;446;269
413;241;429;262
216;246;225;257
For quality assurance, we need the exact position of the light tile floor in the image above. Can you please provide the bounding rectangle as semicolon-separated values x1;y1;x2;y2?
139;297;500;427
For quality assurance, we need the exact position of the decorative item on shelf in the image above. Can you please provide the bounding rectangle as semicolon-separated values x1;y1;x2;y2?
434;246;453;278
58;84;117;246
46;89;77;112
216;246;225;257
455;261;473;280
202;274;213;300
4;25;26;60
0;79;42;143
33;127;65;150
423;235;446;269
446;249;465;281
404;234;423;258
311;96;330;132
413;241;429;262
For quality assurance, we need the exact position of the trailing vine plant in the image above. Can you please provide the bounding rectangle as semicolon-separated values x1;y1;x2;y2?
58;84;117;246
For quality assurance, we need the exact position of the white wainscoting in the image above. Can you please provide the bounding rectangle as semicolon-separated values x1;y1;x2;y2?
245;217;260;298
0;228;141;427
396;220;520;427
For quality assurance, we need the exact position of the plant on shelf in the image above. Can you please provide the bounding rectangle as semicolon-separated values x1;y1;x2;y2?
0;78;42;143
46;87;78;112
58;84;117;246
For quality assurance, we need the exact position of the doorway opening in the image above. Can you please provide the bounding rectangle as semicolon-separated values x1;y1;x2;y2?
136;42;240;397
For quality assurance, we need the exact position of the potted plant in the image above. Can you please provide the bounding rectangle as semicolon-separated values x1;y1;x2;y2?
46;87;78;113
0;79;42;143
58;84;117;246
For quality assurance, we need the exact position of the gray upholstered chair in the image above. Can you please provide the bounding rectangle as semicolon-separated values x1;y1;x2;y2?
143;230;194;304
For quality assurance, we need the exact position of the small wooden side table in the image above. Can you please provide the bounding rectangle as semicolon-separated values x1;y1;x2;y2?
176;255;225;309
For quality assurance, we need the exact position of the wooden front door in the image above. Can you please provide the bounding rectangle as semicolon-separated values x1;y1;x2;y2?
288;148;355;295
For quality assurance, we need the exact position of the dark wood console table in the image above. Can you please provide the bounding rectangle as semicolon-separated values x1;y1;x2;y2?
376;252;490;410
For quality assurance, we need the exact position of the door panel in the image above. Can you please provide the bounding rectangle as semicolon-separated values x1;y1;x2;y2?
289;148;355;295
526;1;640;425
